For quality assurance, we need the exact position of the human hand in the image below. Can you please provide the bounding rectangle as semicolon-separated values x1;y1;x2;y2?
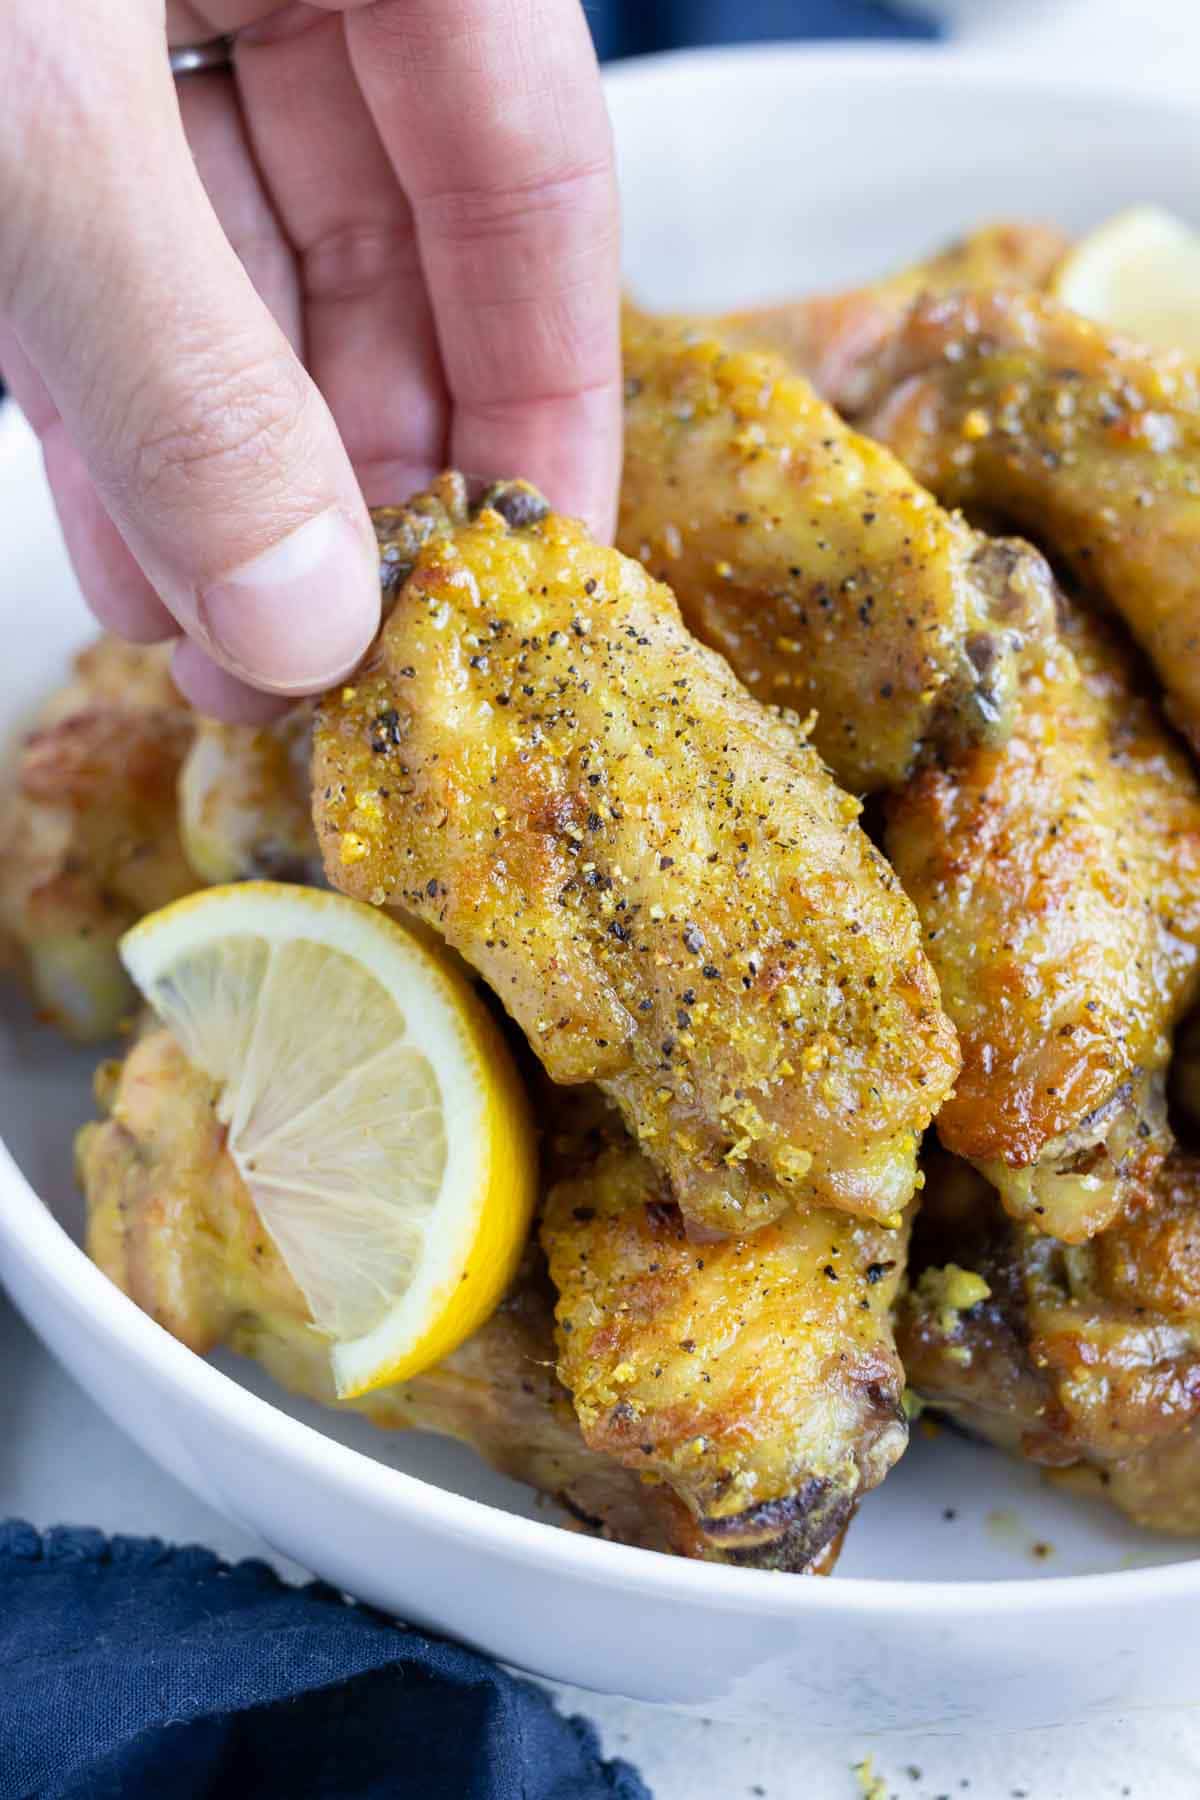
0;2;621;718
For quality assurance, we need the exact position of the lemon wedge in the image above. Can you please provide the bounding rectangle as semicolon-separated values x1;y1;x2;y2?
120;883;536;1397
1052;206;1200;355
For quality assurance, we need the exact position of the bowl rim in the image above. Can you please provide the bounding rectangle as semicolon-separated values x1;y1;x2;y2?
602;36;1200;117
4;38;1200;1620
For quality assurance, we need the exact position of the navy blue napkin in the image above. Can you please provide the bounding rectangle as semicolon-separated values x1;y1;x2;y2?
0;1522;649;1800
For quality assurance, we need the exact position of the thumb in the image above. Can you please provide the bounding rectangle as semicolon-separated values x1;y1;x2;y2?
1;16;379;695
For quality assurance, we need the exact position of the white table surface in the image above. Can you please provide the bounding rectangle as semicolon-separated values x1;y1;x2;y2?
8;5;1200;1796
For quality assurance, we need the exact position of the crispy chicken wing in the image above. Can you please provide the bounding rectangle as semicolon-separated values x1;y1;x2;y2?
314;478;959;1232
717;219;1070;413
620;309;1054;794
857;289;1200;753
542;1109;909;1570
80;1028;858;1568
886;599;1200;1242
900;1147;1200;1536
0;641;196;1039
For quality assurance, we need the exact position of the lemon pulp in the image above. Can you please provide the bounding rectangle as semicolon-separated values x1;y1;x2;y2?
121;883;536;1396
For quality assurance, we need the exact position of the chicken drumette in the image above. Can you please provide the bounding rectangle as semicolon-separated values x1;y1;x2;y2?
314;478;959;1234
541;1096;909;1570
901;1145;1200;1537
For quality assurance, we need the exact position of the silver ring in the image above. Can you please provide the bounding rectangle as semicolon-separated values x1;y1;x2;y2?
169;37;234;78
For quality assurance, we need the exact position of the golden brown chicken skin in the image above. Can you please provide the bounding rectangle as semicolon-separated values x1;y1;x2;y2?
542;1116;909;1570
900;1148;1200;1536
0;640;196;1039
79;1028;847;1568
314;479;959;1234
718;219;1071;415
886;598;1200;1243
857;289;1200;754
620;310;1054;794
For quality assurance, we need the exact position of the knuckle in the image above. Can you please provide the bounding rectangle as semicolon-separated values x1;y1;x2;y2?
128;351;311;503
301;219;422;306
420;158;616;258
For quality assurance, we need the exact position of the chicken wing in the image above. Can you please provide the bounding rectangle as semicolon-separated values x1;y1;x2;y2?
856;289;1200;753
717;219;1070;414
900;1146;1200;1536
542;1113;909;1570
314;478;959;1233
886;598;1200;1242
80;1027;858;1568
619;309;1054;794
0;640;196;1039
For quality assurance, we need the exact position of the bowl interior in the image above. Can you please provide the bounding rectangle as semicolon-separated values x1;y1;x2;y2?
609;46;1200;310
3;46;1200;1590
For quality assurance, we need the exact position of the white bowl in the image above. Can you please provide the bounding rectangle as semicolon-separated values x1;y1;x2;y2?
4;45;1200;1731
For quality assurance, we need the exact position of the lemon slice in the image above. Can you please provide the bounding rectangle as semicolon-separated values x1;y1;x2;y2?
1052;206;1200;355
120;883;536;1397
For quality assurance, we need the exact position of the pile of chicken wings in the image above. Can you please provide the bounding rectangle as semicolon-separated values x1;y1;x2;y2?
15;220;1200;1569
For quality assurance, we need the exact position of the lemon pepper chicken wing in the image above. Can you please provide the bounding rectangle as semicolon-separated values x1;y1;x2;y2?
717;218;1071;415
542;1119;910;1569
900;1148;1200;1536
857;289;1200;753
314;479;959;1233
619;310;1055;794
886;599;1200;1243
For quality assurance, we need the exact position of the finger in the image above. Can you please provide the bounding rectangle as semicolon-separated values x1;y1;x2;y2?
42;430;181;643
343;0;622;538
235;8;446;504
0;11;380;695
172;636;296;722
177;69;303;353
0;319;175;641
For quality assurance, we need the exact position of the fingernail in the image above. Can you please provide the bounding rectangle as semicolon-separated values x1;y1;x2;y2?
198;508;380;693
